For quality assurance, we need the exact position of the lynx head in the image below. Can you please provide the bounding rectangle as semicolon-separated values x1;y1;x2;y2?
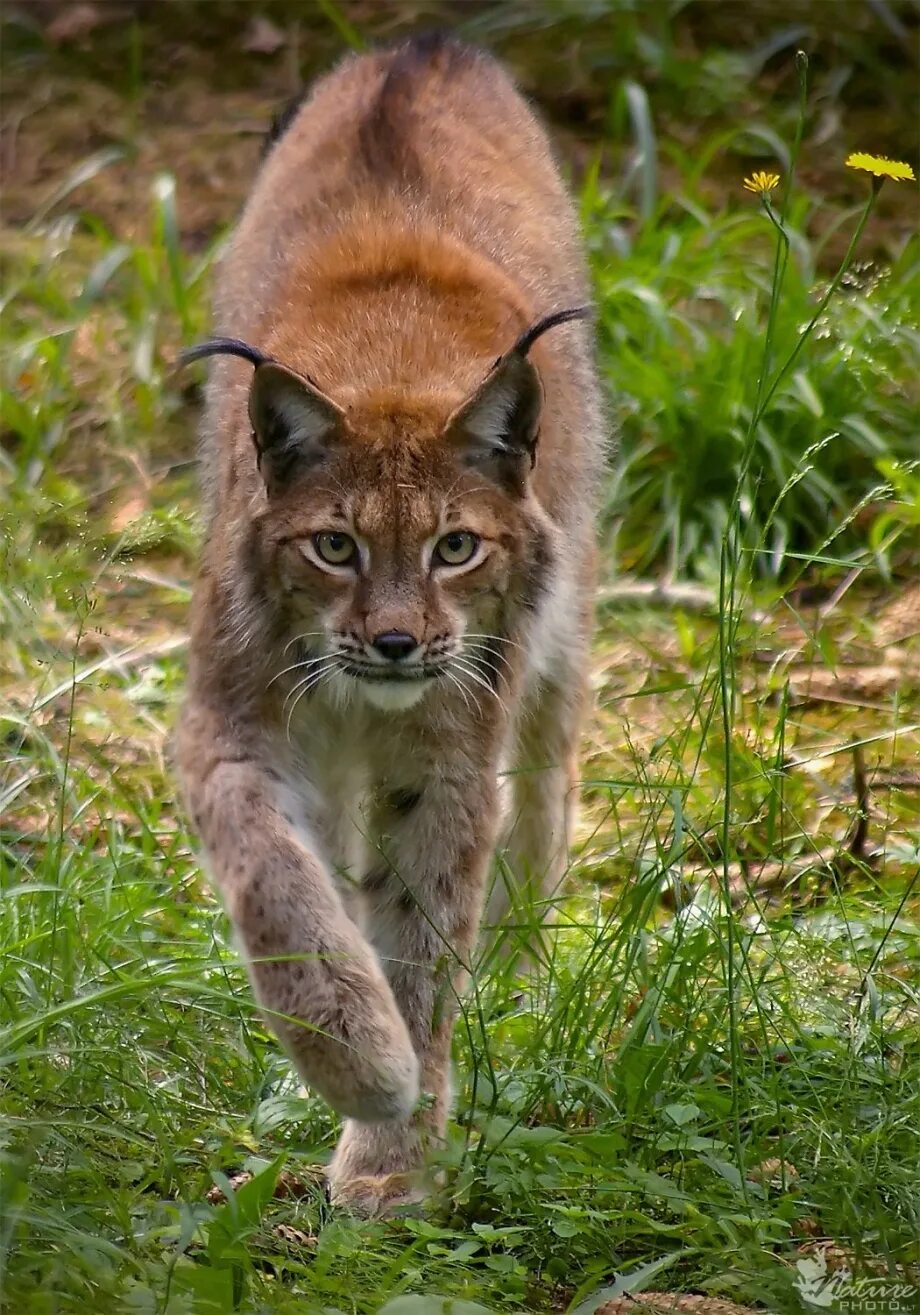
185;308;586;712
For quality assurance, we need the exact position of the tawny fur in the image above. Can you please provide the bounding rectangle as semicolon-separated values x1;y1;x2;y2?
177;34;604;1215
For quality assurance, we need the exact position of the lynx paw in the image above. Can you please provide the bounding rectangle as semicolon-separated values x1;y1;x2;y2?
327;1117;432;1216
328;1170;428;1217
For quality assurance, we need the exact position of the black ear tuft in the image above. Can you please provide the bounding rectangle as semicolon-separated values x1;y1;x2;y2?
509;305;592;358
180;341;345;493
444;305;590;494
179;338;271;369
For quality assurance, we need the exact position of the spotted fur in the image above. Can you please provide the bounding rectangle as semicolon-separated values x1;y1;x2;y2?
177;34;605;1216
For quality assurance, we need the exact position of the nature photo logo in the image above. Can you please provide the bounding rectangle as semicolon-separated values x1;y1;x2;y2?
795;1247;918;1312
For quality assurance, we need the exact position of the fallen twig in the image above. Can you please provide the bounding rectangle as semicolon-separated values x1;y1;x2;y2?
664;747;877;907
598;579;718;611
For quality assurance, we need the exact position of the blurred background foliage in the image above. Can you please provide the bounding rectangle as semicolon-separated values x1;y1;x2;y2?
2;0;918;579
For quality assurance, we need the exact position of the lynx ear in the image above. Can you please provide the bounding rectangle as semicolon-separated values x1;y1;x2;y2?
445;352;543;494
248;362;346;492
445;305;590;494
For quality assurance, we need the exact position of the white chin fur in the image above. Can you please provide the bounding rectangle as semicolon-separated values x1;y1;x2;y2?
359;679;431;712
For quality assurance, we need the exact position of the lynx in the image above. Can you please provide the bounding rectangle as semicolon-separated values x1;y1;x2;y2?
177;33;604;1214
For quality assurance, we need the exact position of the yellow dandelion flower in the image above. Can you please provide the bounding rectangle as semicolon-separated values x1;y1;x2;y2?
845;153;915;182
743;171;781;196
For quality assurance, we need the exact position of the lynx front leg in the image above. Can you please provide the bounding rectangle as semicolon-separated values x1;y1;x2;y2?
178;707;419;1123
328;774;499;1214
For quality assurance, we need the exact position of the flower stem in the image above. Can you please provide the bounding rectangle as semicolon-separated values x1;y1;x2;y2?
752;195;791;420
754;186;879;427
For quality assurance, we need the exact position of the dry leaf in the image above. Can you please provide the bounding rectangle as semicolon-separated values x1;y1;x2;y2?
792;1216;821;1237
109;495;148;534
796;1242;858;1273
597;1296;757;1315
274;1167;323;1198
206;1170;252;1204
747;1157;799;1188
242;16;286;55
205;1165;320;1206
274;1222;317;1248
47;3;103;43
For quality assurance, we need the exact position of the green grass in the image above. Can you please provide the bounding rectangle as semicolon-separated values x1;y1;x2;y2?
591;181;919;576
2;4;919;1313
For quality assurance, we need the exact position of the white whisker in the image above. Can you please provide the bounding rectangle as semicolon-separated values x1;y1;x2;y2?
462;640;515;674
450;656;509;716
281;655;340;713
268;653;334;690
285;661;341;741
442;665;475;714
463;631;526;652
282;630;326;655
447;665;483;712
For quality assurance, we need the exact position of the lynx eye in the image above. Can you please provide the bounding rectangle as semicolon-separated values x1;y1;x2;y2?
434;531;479;567
313;531;357;566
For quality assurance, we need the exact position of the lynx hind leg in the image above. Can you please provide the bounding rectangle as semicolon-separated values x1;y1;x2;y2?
328;912;460;1216
486;672;586;956
328;778;498;1215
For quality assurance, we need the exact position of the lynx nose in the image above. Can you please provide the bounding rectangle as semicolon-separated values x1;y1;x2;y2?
372;631;418;662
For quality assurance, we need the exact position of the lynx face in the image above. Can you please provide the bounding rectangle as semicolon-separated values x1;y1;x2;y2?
189;333;571;714
265;404;552;712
